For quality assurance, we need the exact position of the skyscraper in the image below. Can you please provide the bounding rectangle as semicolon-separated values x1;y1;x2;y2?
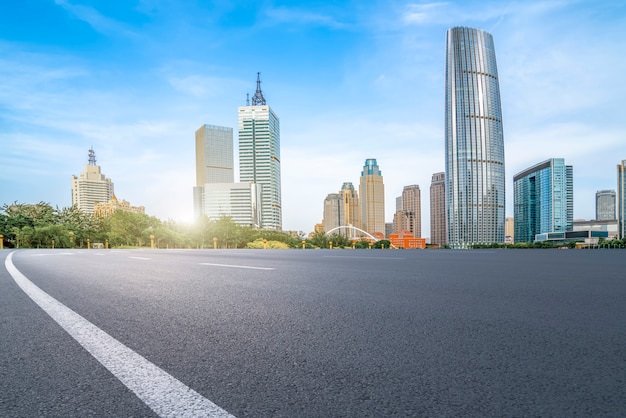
430;172;446;247
513;158;573;243
596;190;616;221
618;160;626;239
401;185;421;238
71;148;114;214
359;158;385;236
445;27;505;248
323;193;342;234
193;124;234;219
340;182;360;237
238;73;282;230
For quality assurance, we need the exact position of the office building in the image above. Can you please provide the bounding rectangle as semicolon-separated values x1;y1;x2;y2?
193;124;235;219
323;193;342;234
596;190;616;221
359;159;385;236
513;158;573;243
505;217;514;243
200;182;261;227
238;73;282;230
401;185;421;238
445;27;505;248
71;148;114;214
430;172;446;247
618;160;626;239
340;182;360;236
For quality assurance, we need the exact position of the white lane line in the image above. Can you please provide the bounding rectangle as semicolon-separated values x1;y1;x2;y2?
5;252;234;418
199;263;275;271
129;256;151;260
30;253;75;256
323;255;405;260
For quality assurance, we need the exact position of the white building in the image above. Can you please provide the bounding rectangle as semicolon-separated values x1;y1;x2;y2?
201;183;261;227
71;148;114;214
238;73;282;230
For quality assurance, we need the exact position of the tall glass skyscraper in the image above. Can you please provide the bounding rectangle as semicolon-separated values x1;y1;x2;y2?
445;27;505;248
238;73;282;230
513;158;573;243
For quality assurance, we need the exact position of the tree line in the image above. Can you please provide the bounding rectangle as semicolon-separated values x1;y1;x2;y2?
0;202;387;250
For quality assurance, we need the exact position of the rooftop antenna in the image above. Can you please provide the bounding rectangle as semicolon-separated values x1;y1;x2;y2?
251;72;266;106
88;147;97;165
246;92;250;106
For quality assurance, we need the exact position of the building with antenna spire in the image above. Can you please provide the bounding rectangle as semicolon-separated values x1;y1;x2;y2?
238;72;282;230
71;148;114;214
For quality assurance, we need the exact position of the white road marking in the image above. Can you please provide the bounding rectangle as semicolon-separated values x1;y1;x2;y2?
129;256;151;260
323;255;405;260
5;252;235;418
30;252;75;256
199;263;275;270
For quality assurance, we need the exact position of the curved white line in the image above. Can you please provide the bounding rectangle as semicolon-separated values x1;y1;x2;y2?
5;251;235;418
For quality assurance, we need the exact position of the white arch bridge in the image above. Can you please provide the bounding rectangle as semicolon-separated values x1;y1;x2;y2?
325;225;378;241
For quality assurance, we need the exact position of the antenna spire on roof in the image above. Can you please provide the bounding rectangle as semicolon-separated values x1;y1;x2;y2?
251;72;266;106
88;148;97;165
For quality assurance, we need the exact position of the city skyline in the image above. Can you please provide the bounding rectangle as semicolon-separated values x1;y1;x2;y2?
1;1;625;236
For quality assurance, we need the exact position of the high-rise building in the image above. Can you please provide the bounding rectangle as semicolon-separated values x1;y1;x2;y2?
402;185;421;238
340;182;360;236
513;158;573;243
193;124;234;219
238;73;282;230
596;190;616;221
505;217;514;243
445;27;505;248
71;148;114;214
323;193;342;234
359;159;385;236
618;160;626;239
430;172;446;247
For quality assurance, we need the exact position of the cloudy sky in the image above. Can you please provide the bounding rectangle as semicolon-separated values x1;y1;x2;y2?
1;0;624;236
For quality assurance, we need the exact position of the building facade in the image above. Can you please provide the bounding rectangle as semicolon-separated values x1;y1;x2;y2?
194;124;235;219
596;190;617;221
94;195;144;218
401;185;421;238
340;182;360;237
238;73;282;230
323;193;343;234
359;159;385;236
505;216;514;243
201;182;261;227
513;158;573;243
618;160;626;239
596;190;616;221
445;27;505;248
430;172;446;247
71;148;114;214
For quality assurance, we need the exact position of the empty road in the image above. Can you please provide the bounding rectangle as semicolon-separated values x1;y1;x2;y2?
1;248;625;417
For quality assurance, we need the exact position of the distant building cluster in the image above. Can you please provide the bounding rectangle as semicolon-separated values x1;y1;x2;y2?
71;148;142;218
193;73;282;230
315;27;625;246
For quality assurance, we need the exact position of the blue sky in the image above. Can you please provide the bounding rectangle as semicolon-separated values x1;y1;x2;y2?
1;0;625;236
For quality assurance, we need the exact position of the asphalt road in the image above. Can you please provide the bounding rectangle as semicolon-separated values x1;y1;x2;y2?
1;248;625;417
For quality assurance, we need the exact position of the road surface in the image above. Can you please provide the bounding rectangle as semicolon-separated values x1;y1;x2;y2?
1;248;625;417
